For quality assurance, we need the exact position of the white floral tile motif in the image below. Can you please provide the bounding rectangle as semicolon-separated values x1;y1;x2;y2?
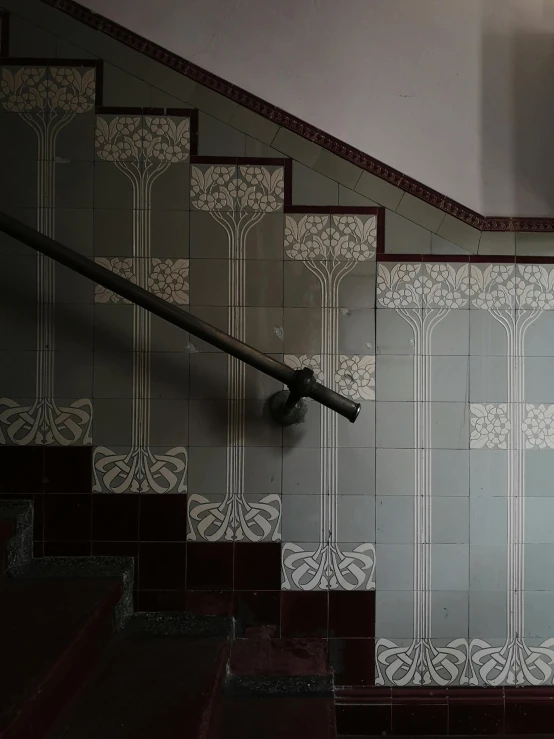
470;403;511;449
284;354;324;383
0;66;95;113
95;258;189;305
285;214;376;262
522;404;554;449
335;355;375;400
377;263;422;308
96;115;190;162
517;265;554;310
94;258;137;303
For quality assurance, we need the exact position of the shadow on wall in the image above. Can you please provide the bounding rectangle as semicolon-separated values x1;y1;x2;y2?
481;21;554;216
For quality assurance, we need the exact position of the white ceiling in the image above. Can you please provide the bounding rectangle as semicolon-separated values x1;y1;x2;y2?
82;0;554;217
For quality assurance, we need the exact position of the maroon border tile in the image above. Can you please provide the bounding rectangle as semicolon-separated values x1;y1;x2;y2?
0;11;9;57
43;447;92;494
234;542;281;590
138;494;187;542
449;702;504;735
138;541;186;590
184;590;234;616
186;542;233;590
92;493;139;541
328;590;375;638
0;447;43;494
335;704;391;736
234;590;280;635
43;493;91;541
392;703;448;736
39;0;554;232
328;638;375;686
281;591;328;638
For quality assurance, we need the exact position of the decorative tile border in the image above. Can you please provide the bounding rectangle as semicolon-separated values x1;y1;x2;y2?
34;0;554;232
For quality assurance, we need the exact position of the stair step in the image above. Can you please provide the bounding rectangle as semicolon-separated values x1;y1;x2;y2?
220;696;337;738
54;635;229;739
0;576;123;739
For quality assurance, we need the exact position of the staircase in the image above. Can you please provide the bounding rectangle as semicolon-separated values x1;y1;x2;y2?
0;500;336;738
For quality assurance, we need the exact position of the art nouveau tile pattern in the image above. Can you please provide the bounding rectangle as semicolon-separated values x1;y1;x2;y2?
281;213;377;590
0;64;95;445
375;262;554;686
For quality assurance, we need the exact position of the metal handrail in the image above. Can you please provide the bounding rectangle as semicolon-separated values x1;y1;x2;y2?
0;211;360;423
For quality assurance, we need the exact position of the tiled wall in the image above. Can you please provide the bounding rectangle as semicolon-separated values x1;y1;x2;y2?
4;4;554;698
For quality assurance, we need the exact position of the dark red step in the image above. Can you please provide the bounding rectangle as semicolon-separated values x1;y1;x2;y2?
55;636;229;739
220;696;337;738
0;576;122;739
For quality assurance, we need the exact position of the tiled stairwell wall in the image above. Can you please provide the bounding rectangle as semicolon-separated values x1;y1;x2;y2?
3;3;554;700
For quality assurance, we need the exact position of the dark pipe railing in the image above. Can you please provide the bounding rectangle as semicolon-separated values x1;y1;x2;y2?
0;211;360;423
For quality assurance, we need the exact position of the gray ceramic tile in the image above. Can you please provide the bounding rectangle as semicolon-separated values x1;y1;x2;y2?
272;128;321;167
431;544;469;589
375;544;413;590
53;352;93;398
469;310;510;356
337;448;376;495
92;399;133;445
355;172;403;211
376;309;417;355
244;446;282;495
149;399;188;446
469;356;508;402
376;449;415;496
150;210;189;258
54;305;93;352
244;308;285;354
396;193;445;233
244;356;283;400
189;259;229;307
431;234;472;255
93;304;133;352
93;162;133;210
8;15;57;56
244;261;283;306
336;495;375;542
526;498;554;543
187;446;227;495
188;400;227;446
56;209;94;255
376;496;414;544
187;307;228;353
282;447;321;495
525;451;554;497
0;159;37;209
149;353;189;399
431;450;469;496
437;214;480;253
188;85;237;123
93;209;134;256
244;213;285;260
375;591;414;638
0;208;36;256
516;232;554;256
56;114;96;162
282;398;321;448
470;545;507;591
149;87;184;107
525;358;554;402
0;254;38;303
523;311;554;357
338;401;375;448
0;115;38;162
430;356;469;402
338;309;375;354
0;302;36;350
470;450;509;497
197;111;245;156
431;591;469;639
470;497;508;545
55;162;94;209
281;495;322;542
291;162;338;206
189;353;228;400
432;497;469;543
525;593;554;638
385;210;432;254
469;592;507;639
376;402;414;449
102;63;150;106
0;352;36;396
428;310;470;353
284;260;322;307
190;210;232;259
244;137;281;158
93;352;133;398
524;544;554;590
151;163;189;211
430;402;469;449
55;263;93;304
283;309;322;353
150;313;189;352
479;231;515;255
338;262;377;310
313;149;362;190
244;400;282;446
338;185;378;207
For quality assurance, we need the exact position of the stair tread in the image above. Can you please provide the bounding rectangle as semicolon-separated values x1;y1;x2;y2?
221;696;337;738
57;635;228;739
0;576;122;732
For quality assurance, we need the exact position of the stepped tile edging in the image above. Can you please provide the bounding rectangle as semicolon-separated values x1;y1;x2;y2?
128;611;232;638
25;556;134;628
34;0;554;231
0;499;33;575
